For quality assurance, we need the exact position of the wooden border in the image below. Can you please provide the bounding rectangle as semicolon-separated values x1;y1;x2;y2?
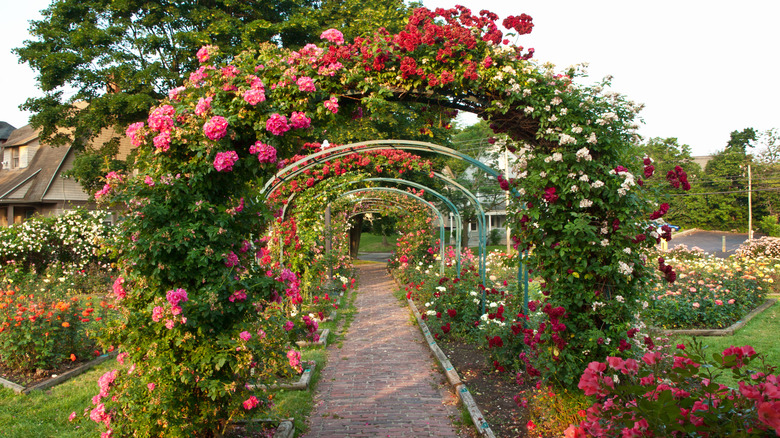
654;299;776;336
0;352;117;395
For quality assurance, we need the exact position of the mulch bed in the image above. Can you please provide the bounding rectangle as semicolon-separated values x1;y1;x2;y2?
438;337;530;438
0;359;88;388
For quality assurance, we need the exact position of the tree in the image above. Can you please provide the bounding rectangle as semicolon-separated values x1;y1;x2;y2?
697;128;756;230
444;120;507;248
15;0;416;187
638;137;702;227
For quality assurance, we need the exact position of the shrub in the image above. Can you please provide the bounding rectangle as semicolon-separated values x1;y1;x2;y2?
736;236;780;259
758;216;780;237
568;340;780;437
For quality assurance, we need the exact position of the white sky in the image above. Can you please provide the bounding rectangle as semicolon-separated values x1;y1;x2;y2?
2;0;778;156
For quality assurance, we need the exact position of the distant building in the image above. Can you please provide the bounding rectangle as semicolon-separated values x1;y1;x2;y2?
691;155;713;170
0;123;132;226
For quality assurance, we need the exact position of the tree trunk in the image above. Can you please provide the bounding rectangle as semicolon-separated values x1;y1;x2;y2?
349;216;363;258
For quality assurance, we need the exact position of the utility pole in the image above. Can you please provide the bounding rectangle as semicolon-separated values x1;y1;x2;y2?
748;164;753;240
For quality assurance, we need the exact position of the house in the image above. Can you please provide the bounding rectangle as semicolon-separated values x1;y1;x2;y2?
0;123;132;226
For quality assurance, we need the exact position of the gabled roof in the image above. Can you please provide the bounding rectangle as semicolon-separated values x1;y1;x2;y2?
0;122;15;141
0;125;73;203
3;124;36;146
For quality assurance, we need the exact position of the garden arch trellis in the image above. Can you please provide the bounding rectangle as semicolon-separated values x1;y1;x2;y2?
282;176;464;275
264;139;528;311
95;8;665;433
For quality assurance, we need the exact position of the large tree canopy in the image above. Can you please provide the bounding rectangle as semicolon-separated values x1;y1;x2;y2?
14;0;416;148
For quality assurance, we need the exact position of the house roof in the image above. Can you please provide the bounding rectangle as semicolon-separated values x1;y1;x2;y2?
0;122;15;141
3;124;37;146
0;125;73;203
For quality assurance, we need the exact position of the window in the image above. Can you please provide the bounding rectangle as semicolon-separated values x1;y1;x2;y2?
11;148;19;169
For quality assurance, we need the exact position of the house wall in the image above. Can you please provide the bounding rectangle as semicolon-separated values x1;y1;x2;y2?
43;151;91;202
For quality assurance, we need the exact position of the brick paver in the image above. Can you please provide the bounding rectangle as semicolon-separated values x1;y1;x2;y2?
304;264;464;438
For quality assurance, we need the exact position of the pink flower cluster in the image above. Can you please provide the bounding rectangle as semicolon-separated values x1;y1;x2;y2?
287;349;302;373
266;113;290;136
195;96;212;116
112;277;126;300
196;45;218;63
667;165;691;191
239;331;251;341
319;28;344;45
296;76;316;92
249;141;277;164
242;395;259;410
290;111;311;129
203;115;228;141
148;105;175;132
213;150;238;172
324;96;339;114
228;289;247;302
224;251;240;267
126;122;145;147
572;346;780;437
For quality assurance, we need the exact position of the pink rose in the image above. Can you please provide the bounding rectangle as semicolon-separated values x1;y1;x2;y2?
320;28;344;45
112;277;126;300
239;331;251;341
243;396;259;410
195;96;212;116
266;113;290;136
126;122;145;147
153;130;171;152
251;141;277;164
290;111;311;129
296;76;316;92
151;306;164;322
196;45;217;63
148;105;175;132
324;96;339;114
243;87;266;105
213;150;239;172
203;116;228;141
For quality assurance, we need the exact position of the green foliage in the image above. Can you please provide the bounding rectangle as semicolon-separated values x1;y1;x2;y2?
488;228;502;246
759;216;780;237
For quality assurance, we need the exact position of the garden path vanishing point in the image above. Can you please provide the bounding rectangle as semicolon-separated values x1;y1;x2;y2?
304;263;467;438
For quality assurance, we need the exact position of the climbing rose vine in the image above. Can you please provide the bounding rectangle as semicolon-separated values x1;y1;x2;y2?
83;4;685;434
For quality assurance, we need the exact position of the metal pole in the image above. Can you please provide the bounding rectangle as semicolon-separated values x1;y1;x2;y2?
505;147;511;254
325;204;333;281
748;164;753;240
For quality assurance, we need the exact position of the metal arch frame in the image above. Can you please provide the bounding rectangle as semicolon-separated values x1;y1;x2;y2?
260;140;520;199
339;187;447;276
435;171;529;318
262;139;528;316
332;178;463;276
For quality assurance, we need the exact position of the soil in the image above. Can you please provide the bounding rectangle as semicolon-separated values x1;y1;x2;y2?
438;337;530;438
0;358;89;388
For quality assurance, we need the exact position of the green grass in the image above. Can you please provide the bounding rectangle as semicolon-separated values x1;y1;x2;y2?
357;233;397;253
0;361;111;437
673;301;779;387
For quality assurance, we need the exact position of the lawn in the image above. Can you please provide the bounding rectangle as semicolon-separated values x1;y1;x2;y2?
357;233;397;253
673;300;779;387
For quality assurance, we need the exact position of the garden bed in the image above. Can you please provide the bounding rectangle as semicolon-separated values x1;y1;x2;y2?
0;352;116;394
654;299;777;336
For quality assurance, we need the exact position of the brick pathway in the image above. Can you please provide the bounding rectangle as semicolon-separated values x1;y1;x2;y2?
304;264;464;438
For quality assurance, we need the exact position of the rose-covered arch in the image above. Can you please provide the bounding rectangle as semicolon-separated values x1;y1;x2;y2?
90;5;682;436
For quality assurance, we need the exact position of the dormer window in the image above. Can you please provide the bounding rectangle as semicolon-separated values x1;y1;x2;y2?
11;148;19;169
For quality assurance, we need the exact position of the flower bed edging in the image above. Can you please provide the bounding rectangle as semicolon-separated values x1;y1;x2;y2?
404;292;496;438
227;419;294;438
249;361;316;391
655;299;776;336
0;352;117;395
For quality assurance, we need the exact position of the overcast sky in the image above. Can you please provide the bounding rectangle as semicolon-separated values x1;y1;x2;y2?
2;0;778;156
